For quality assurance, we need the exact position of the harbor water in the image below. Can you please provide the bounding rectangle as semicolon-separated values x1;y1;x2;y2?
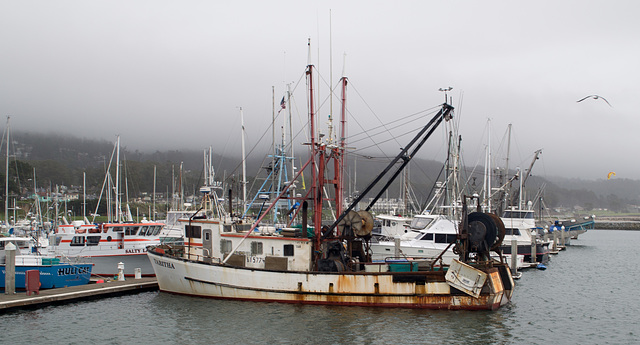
1;230;638;344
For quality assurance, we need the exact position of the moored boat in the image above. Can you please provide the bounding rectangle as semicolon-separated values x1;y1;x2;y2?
500;208;551;264
49;220;163;277
148;63;514;310
1;236;92;289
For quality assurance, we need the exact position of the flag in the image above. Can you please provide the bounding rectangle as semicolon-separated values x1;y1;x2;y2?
280;96;286;110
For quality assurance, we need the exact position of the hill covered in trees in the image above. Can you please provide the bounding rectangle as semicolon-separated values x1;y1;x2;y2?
2;131;638;215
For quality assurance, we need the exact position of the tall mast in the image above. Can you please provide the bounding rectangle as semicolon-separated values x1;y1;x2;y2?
83;171;86;220
4;116;9;225
240;107;247;215
337;70;348;217
306;39;321;240
287;85;295;200
153;165;156;220
487;121;492;212
114;135;120;222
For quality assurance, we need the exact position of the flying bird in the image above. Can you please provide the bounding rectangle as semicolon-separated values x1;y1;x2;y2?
577;95;612;107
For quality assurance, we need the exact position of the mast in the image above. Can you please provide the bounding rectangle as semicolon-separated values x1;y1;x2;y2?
33;168;40;226
287;85;295;200
337;71;348;217
83;171;86;221
4;116;9;225
307;60;321;241
114;135;120;222
240;107;247;215
153;165;156;221
179;162;184;210
487;120;492;212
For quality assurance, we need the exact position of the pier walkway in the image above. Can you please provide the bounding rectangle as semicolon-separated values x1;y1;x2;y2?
0;277;158;312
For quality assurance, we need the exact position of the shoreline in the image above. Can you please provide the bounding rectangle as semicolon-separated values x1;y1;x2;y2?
593;221;640;230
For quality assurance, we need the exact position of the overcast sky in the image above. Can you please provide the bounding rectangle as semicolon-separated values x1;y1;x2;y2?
1;1;637;181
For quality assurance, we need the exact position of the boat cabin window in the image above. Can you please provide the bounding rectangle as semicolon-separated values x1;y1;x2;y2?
112;226;124;232
283;244;294;257
505;228;521;236
86;236;101;246
186;225;202;239
220;239;233;255
151;226;161;236
70;236;85;246
125;227;139;236
0;240;30;249
434;234;457;244
251;241;263;255
410;217;434;230
420;233;434;241
138;226;149;236
51;236;62;246
502;211;534;219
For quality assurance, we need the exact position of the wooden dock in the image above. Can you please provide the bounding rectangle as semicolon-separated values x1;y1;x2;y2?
0;277;158;312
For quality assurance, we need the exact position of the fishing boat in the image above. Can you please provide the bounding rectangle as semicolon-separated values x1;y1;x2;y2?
49;220;163;277
1;236;92;289
148;63;514;310
500;208;551;264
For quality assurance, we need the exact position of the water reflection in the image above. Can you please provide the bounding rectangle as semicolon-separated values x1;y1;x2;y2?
1;231;639;345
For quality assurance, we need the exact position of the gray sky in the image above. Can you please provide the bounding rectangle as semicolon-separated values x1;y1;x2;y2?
1;1;637;180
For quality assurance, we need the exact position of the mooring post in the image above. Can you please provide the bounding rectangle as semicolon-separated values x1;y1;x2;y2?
560;226;566;246
5;242;16;294
552;231;558;251
530;230;537;264
394;237;401;258
510;239;518;275
117;262;125;281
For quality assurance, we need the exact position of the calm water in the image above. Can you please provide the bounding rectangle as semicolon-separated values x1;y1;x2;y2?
1;230;638;345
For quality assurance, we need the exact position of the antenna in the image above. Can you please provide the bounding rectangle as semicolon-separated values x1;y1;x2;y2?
438;87;453;103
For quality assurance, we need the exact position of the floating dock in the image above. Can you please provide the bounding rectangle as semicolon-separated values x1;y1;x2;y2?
0;277;158;312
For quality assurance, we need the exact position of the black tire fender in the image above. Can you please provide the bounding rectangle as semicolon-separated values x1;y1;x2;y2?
467;212;498;252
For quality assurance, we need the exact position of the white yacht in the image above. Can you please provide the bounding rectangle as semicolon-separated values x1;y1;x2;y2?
370;214;459;265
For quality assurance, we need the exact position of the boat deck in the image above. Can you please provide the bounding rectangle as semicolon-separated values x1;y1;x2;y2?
0;277;158;312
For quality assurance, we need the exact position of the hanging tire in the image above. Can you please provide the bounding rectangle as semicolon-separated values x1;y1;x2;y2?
467;212;498;252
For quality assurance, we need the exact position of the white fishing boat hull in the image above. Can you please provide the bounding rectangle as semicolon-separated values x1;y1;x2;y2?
78;252;154;277
148;248;512;310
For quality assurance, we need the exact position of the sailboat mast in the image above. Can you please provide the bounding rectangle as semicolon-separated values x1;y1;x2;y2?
114;136;120;222
153;165;156;221
83;171;86;220
240;107;247;215
5;116;9;225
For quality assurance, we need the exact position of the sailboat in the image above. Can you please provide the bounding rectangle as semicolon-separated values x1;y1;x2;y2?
148;60;514;310
0;117;93;288
48;136;164;277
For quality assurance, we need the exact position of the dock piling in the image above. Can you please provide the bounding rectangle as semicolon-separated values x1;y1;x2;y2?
4;242;15;294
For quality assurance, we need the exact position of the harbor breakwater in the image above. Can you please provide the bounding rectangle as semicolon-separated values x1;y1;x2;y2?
594;217;640;230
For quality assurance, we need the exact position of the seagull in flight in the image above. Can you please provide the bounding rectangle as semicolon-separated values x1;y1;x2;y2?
577;95;612;107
